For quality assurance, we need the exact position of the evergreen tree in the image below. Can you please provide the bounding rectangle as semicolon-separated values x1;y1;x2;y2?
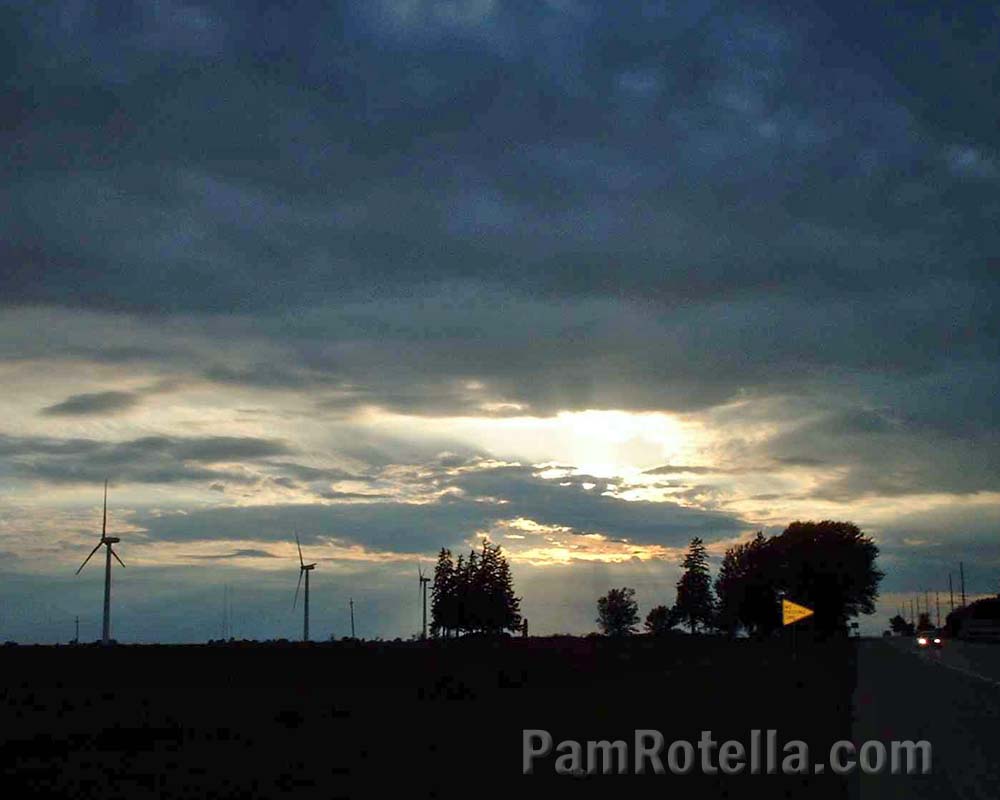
674;537;716;633
430;548;455;637
429;541;521;636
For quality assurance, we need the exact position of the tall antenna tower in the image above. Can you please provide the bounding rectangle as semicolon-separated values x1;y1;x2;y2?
350;597;355;639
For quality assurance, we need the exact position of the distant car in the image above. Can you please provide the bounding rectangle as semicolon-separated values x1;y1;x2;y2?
916;631;944;648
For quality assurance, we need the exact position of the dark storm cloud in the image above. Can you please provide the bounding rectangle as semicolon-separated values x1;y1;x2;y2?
266;462;366;483
865;501;1000;596
450;464;744;543
184;548;279;560
40;390;142;416
758;405;1000;501
642;464;752;476
3;1;996;309
132;462;745;553
133;500;491;554
0;433;295;485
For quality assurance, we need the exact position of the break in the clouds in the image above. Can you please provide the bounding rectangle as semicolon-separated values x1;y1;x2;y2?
1;0;997;641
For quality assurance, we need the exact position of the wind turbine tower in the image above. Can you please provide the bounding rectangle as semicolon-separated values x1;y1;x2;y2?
293;534;317;642
75;480;125;645
418;564;431;639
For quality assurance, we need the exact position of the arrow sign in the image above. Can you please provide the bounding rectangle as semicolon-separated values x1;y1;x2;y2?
782;599;814;626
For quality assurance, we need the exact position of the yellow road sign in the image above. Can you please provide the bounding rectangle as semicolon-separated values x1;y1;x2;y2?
782;599;814;626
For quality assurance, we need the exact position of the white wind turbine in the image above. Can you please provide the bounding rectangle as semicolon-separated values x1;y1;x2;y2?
293;533;317;641
75;480;125;645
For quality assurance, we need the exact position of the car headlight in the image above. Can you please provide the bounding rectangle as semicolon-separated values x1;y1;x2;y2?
933;638;941;644
917;637;928;645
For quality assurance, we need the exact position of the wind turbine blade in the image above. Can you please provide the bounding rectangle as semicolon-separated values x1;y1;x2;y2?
76;543;102;575
111;548;126;568
102;479;108;538
293;568;303;609
295;532;304;567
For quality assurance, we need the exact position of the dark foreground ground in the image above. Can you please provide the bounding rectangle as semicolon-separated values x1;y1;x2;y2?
1;635;856;799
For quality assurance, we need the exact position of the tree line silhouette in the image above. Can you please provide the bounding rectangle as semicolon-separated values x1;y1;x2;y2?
597;521;883;638
430;541;522;637
423;521;882;640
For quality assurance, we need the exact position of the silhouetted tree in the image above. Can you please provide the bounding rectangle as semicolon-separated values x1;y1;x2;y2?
945;597;1000;639
471;540;522;635
715;531;780;637
644;605;675;635
945;606;966;638
888;614;913;636
916;612;934;632
430;548;456;637
674;538;715;633
712;521;882;638
430;542;521;636
597;587;639;636
769;521;883;637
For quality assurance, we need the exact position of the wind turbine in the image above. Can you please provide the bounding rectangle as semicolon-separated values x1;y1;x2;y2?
293;533;316;642
75;480;125;645
418;563;430;640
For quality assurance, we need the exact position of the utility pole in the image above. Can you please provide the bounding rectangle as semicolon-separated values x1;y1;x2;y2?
74;615;79;644
949;573;955;612
960;562;967;608
350;597;355;639
910;597;915;627
936;591;941;628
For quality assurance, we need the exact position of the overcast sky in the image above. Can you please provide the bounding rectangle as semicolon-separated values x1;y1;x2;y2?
2;0;997;642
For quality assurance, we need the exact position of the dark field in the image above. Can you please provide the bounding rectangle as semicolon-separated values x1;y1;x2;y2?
1;636;857;799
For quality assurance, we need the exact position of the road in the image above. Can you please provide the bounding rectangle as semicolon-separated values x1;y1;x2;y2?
851;637;1000;800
